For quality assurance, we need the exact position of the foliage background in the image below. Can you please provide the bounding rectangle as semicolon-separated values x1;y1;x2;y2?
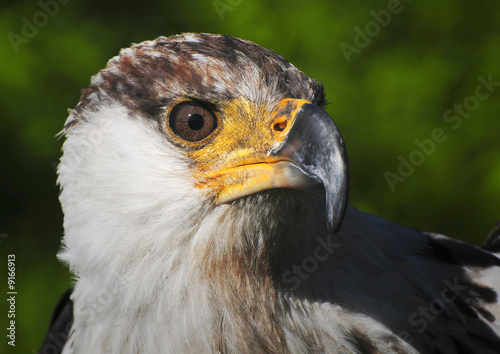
0;0;499;352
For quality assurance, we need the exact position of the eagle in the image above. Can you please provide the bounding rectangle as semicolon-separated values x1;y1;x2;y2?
40;33;500;353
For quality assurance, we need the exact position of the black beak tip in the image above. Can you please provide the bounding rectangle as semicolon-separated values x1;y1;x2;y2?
326;188;349;233
279;103;350;232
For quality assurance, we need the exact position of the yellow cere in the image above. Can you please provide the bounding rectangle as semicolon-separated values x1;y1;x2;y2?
189;97;311;203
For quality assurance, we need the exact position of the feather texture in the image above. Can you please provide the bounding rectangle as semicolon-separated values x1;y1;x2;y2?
43;33;500;354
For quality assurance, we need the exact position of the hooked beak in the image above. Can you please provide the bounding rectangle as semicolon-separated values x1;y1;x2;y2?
269;102;349;231
198;99;349;232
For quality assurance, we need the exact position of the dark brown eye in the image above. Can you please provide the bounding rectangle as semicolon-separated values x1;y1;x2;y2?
168;102;217;142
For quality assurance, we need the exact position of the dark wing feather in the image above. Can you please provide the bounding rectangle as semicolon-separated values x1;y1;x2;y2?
483;222;500;253
422;234;500;353
39;288;73;354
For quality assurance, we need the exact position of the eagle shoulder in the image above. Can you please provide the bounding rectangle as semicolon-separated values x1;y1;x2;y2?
39;288;73;354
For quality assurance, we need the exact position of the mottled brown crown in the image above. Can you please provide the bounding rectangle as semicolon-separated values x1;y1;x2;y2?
72;33;325;123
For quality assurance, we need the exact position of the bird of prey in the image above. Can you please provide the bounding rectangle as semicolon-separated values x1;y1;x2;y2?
40;33;500;353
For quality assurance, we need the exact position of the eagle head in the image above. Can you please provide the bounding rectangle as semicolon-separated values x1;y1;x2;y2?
58;32;348;270
56;33;349;352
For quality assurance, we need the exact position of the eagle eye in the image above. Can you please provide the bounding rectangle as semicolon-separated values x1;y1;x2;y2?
168;102;217;142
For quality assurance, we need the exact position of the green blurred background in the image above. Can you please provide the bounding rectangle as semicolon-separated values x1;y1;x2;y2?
1;0;499;352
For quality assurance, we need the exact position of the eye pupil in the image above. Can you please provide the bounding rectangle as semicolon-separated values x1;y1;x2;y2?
188;113;204;130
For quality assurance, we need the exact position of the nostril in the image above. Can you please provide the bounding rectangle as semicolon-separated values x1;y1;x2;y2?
274;120;287;132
